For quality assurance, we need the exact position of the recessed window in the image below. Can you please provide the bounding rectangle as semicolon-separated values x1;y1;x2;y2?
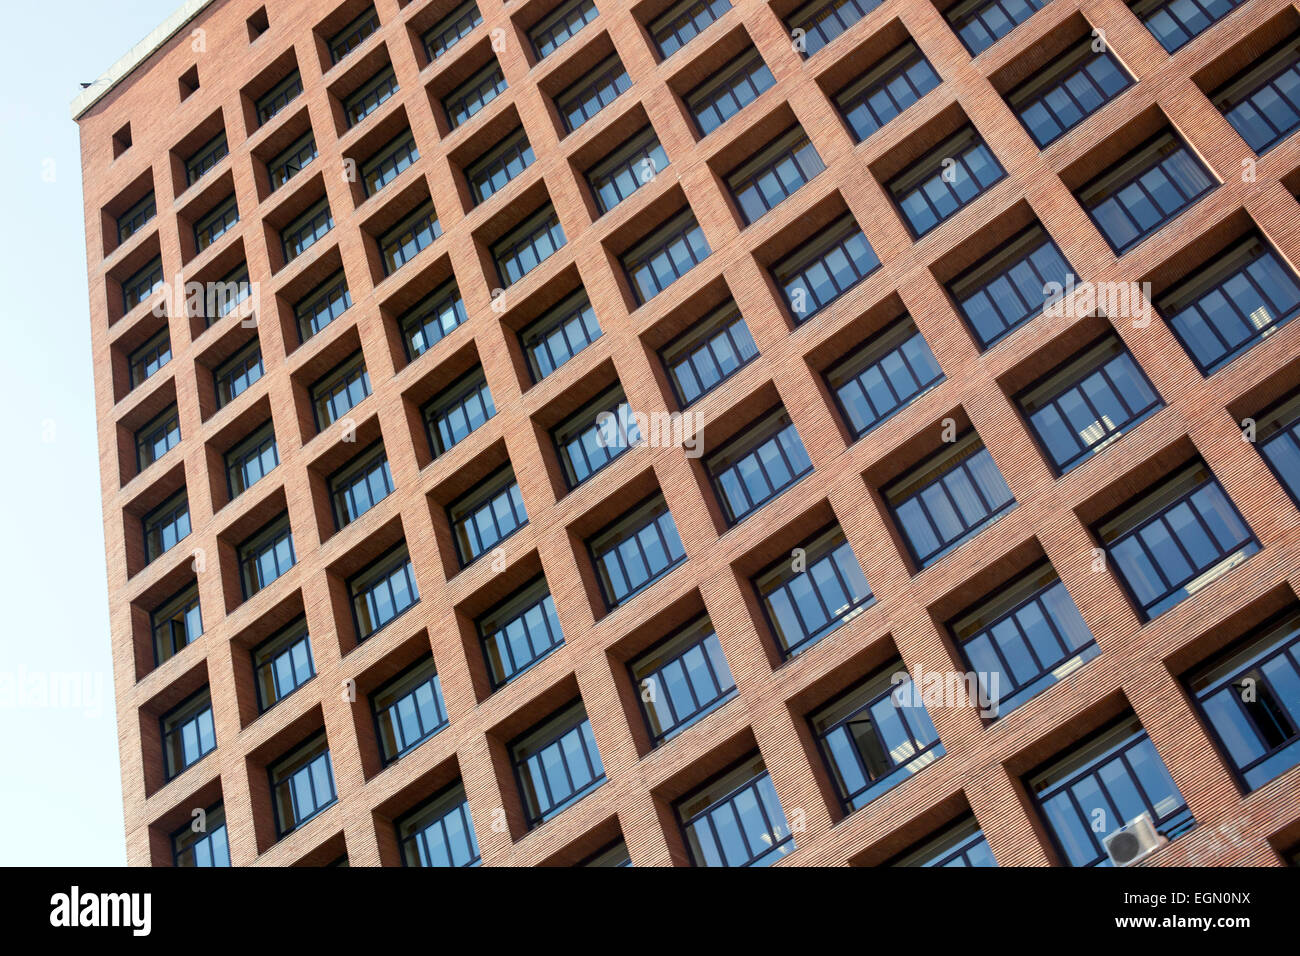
492;205;566;287
552;384;641;487
1027;714;1193;866
237;512;296;599
136;405;181;472
621;209;710;305
182;65;201;100
519;288;601;381
1187;607;1300;792
362;129;419;197
676;755;794;866
268;132;318;192
247;6;270;41
122;256;165;313
581;840;631;866
946;0;1049;57
1017;334;1162;474
400;279;467;359
349;543;420;640
226;422;279;500
588;494;686;609
530;0;598;59
705;407;812;524
172;802;229;867
379;200;441;276
281;197;334;263
117;191;157;245
947;223;1074;350
466;127;533;205
194;194;239;253
477;575;565;688
585;125;667;215
311;351;371;429
887;126;1004;238
329;441;394;528
256;69;303;125
771;213;879;322
206;262;252;327
423;366;494;454
631;615;736;744
151;582;202;666
837;43;940;144
252;618;314;712
372;656;448;764
1156;232;1300;376
1211;37;1300;154
1094;461;1259;620
725;126;824;226
215;340;264;409
329;6;380;64
951;562;1098;717
113;122;133;158
660;301;758;406
1131;0;1245;55
812;664;942;811
883;430;1016;570
423;1;482;61
893;817;997;867
1257;392;1300;507
826;315;943;439
685;47;774;136
161;688;216;780
269;731;337;838
510;700;605;827
650;0;730;59
785;0;879;58
556;55;630;133
185;132;228;187
295;270;352;343
1076;130;1215;256
396;782;480;866
344;65;398;127
449;465;528;565
444;61;507;129
754;523;872;658
1008;37;1132;149
144;490;191;564
128;328;171;390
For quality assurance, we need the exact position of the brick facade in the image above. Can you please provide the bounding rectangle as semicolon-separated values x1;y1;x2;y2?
77;0;1300;866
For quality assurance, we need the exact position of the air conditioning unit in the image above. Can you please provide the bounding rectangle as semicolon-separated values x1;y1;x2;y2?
1103;812;1167;867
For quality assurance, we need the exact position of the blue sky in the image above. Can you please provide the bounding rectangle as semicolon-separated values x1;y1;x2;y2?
0;0;180;866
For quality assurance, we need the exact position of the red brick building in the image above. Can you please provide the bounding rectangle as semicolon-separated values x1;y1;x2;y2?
76;0;1300;867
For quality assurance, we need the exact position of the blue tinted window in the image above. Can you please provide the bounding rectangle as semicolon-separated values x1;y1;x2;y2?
828;316;943;438
1078;132;1215;256
678;757;794;866
1160;235;1300;375
953;566;1099;717
1019;335;1162;473
812;667;943;812
1097;463;1259;620
590;496;686;608
884;432;1016;569
756;525;872;658
837;43;941;142
1029;716;1193;866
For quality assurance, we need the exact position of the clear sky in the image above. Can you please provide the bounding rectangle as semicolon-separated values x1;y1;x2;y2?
0;0;180;866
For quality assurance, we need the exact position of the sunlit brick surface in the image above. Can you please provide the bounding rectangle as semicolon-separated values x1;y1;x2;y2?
78;0;1300;866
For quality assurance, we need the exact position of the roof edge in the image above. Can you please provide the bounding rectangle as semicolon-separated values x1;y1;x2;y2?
70;0;216;121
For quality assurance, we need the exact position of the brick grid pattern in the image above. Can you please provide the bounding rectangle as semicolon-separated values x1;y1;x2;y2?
77;0;1300;866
